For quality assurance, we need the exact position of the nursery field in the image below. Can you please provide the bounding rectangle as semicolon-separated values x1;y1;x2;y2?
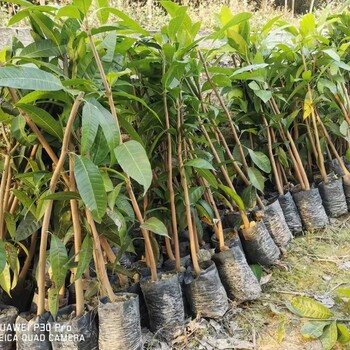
1;0;350;349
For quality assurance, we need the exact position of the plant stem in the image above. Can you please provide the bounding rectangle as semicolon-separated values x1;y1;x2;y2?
87;30;158;282
0;154;10;240
177;101;200;276
69;151;84;317
37;92;84;316
262;116;284;195
17;232;37;287
85;209;115;301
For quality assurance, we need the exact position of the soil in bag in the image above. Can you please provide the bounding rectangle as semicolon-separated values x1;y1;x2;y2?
141;273;185;342
318;177;348;218
16;312;52;350
239;220;280;266
262;200;293;247
0;305;18;350
184;260;228;319
212;248;261;302
278;192;302;234
293;188;329;230
98;293;142;350
48;305;98;350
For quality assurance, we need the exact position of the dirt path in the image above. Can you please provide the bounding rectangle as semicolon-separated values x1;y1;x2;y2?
145;215;350;349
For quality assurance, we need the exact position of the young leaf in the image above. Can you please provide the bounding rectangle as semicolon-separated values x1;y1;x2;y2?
290;296;334;319
247;167;265;192
48;287;60;319
74;155;107;223
300;321;331;339
50;235;68;290
185;158;215;170
12;189;37;217
114;140;152;195
320;322;338;350
0;67;63;91
74;234;93;282
248;149;271;173
189;186;205;206
140;217;169;237
241;185;257;210
218;184;245;211
196;168;218;189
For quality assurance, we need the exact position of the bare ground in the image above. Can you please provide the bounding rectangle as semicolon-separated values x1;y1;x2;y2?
144;215;350;350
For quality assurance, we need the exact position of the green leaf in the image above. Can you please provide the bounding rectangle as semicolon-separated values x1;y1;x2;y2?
323;49;340;62
56;5;82;19
0;67;63;91
50;235;68;289
74;234;93;282
19;40;66;58
17;90;71;105
254;90;272;103
189;186;205;206
106;208;127;243
17;104;63;140
250;264;262;282
320;322;338;350
81;101;100;155
185;158;215;170
74;155;107;223
218;184;245;211
48;287;59;319
248;149;271;173
107;183;123;210
12;189;37;217
337;324;350;344
300;13;315;37
0;241;6;275
290;296;334;319
0;264;11;297
196;168;218;189
247;167;265;192
43;192;81;200
15;213;42;241
242;185;257;210
73;0;92;16
140;217;169;237
114;140;152;195
0;108;14;124
300;321;331;339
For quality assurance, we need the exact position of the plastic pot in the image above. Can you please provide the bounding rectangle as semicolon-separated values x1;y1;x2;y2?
184;260;228;318
262;200;293;247
16;312;52;350
210;228;243;252
239;221;280;266
293;188;329;230
0;305;18;349
141;273;184;341
278;192;303;234
212;248;261;302
98;293;142;350
48;305;98;350
318;177;348;218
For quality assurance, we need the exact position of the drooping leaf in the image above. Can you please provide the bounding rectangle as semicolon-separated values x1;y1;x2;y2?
247;167;265;192
185;158;215;170
17;104;63;140
241;185;257;210
114;140;152;194
74;234;93;282
0;264;11;297
320;322;338;350
188;186;205;206
248;149;271;173
140;217;169;237
0;67;63;91
19;39;66;58
300;321;331;339
196;168;218;189
218;184;245;211
337;324;350;344
106;208;127;243
48;287;59;319
74;155;107;223
290;296;334;319
50;235;68;290
0;240;6;275
43;191;81;201
81;101;100;155
15;213;42;242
